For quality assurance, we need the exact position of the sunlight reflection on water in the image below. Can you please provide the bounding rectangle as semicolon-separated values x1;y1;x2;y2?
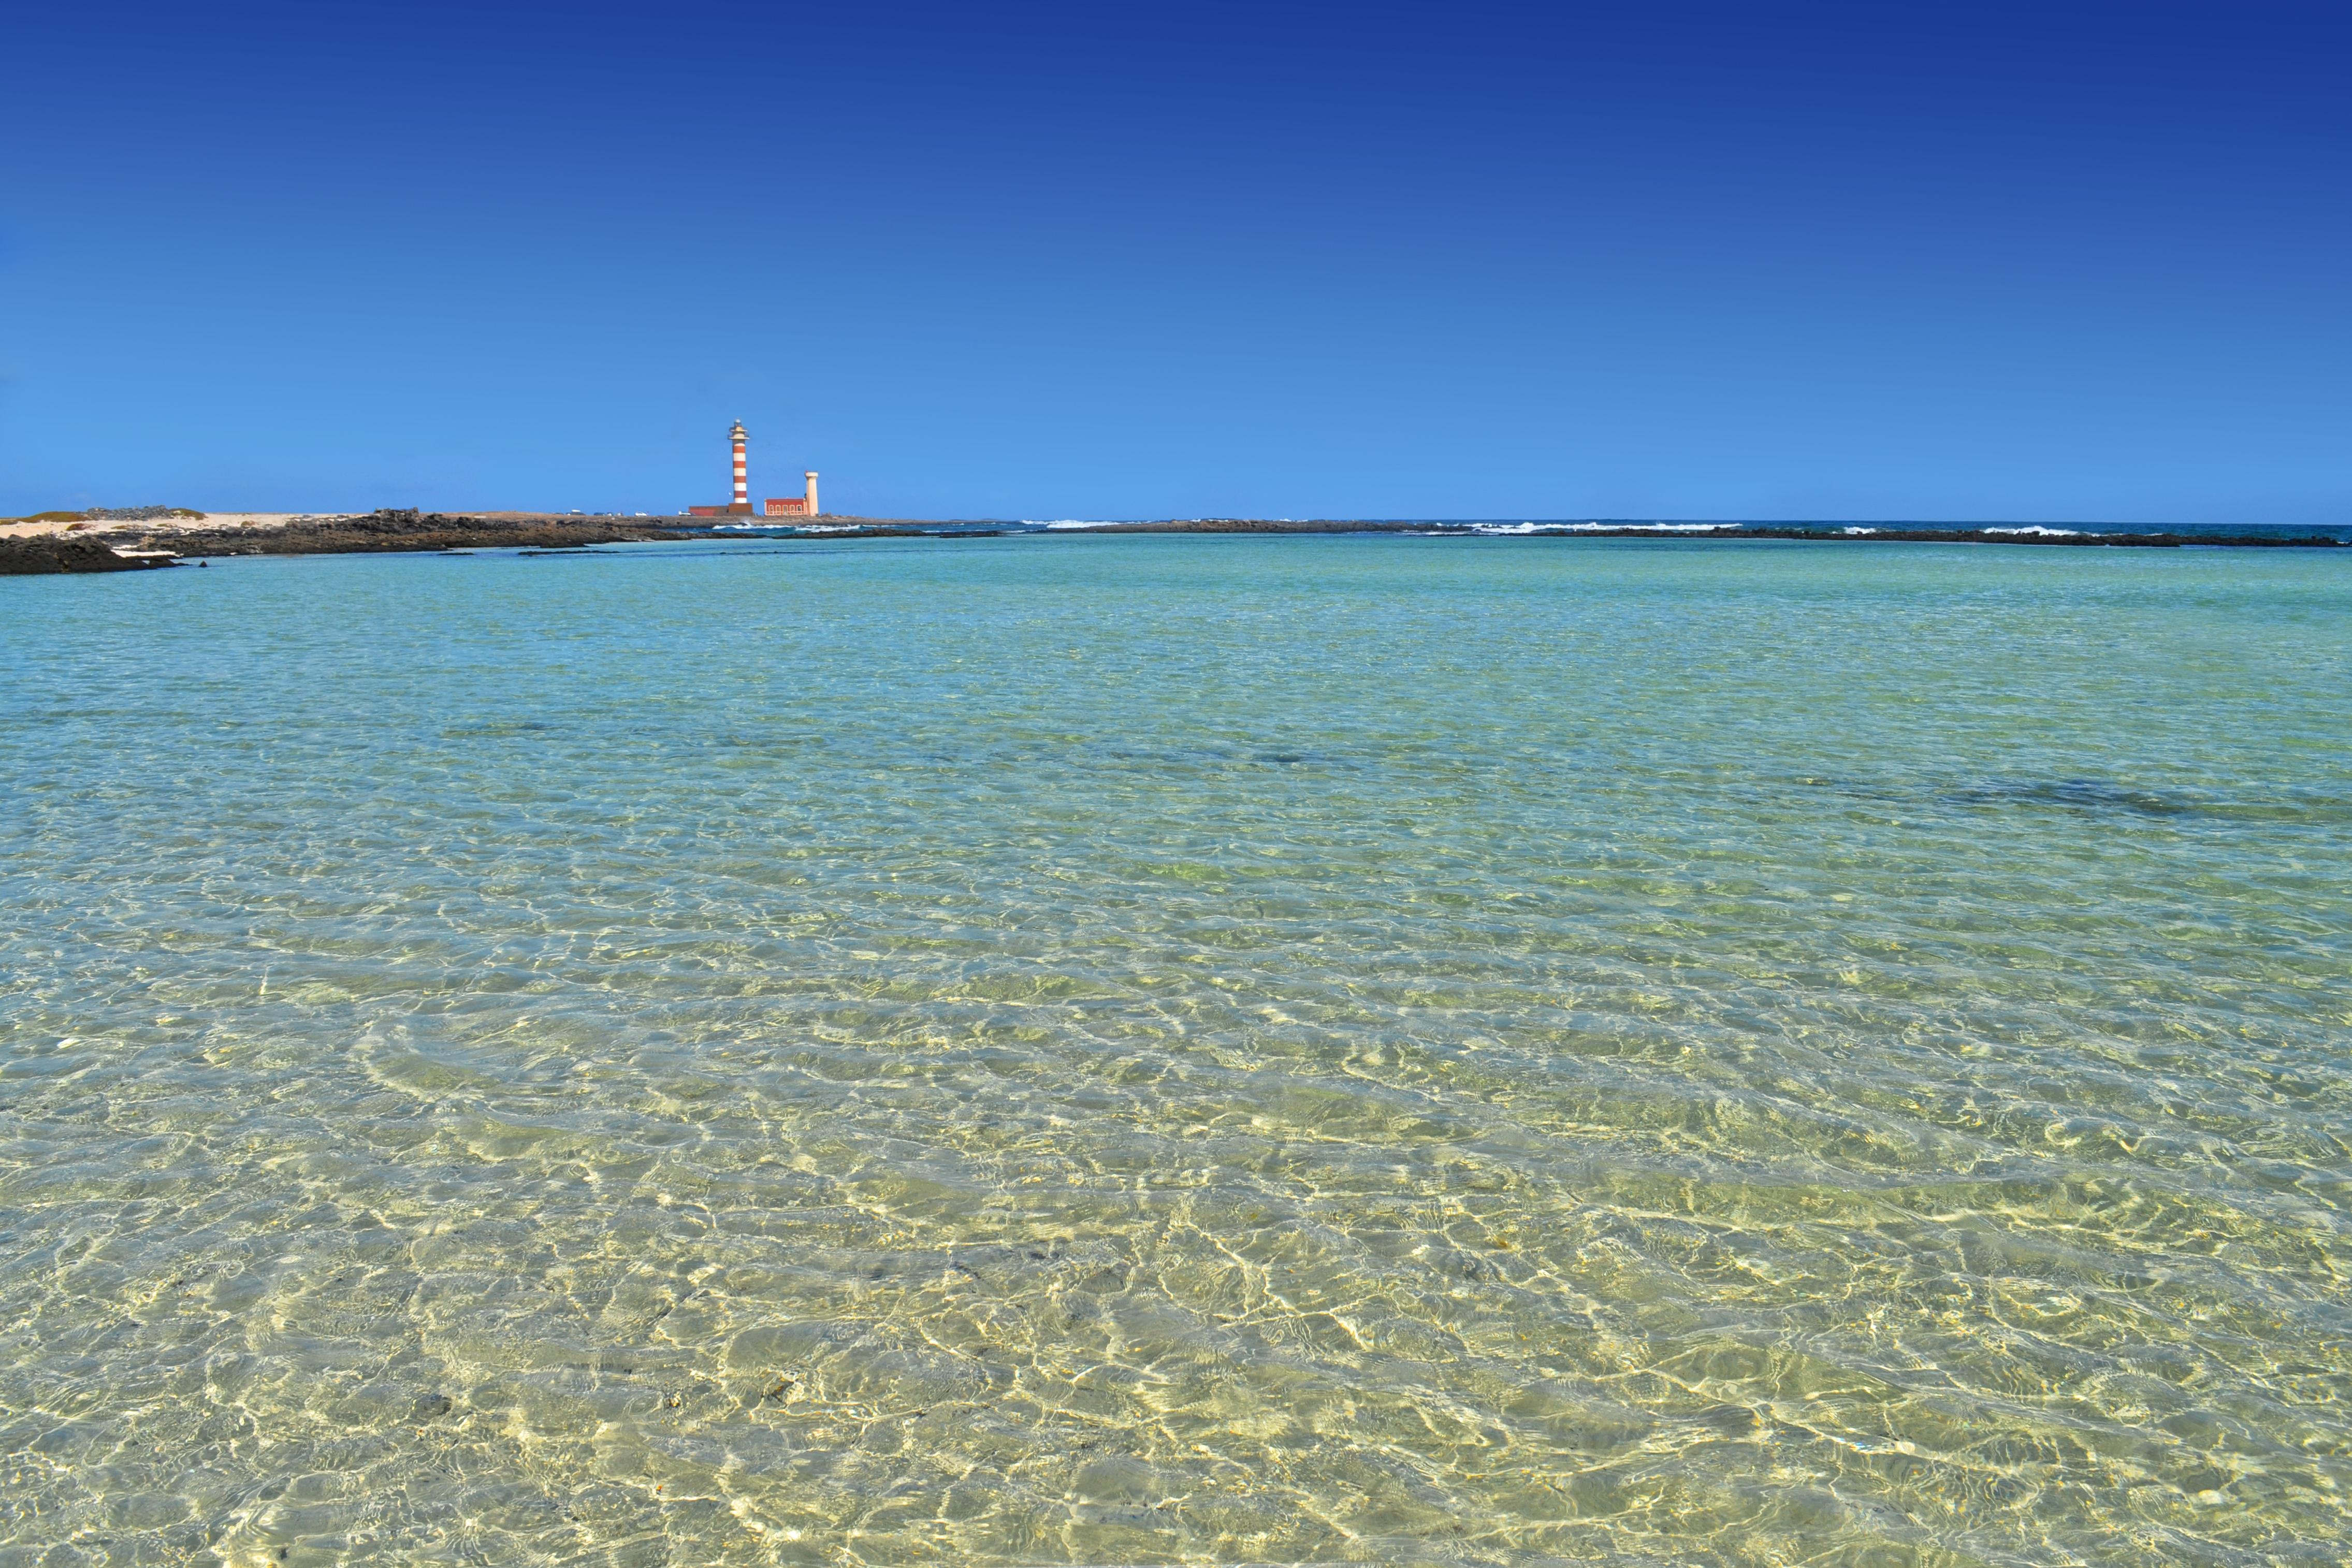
3;535;2348;1565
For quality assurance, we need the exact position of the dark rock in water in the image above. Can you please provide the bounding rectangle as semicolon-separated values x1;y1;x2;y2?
0;535;178;575
153;509;699;559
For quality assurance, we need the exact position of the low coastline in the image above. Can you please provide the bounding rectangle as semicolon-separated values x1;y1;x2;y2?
3;507;2343;573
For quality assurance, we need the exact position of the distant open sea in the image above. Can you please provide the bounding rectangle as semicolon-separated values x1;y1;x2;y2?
4;534;2348;1566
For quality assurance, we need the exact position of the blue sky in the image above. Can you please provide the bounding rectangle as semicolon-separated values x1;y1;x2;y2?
4;1;2346;521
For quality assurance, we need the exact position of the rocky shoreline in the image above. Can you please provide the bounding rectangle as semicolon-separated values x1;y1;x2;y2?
0;509;713;573
137;509;700;557
1092;519;2346;546
1570;524;2345;548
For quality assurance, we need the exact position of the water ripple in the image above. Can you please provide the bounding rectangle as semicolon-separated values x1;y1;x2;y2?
2;537;2348;1566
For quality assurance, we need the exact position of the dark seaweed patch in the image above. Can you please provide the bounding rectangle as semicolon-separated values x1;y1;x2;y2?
443;720;556;738
1950;779;2194;817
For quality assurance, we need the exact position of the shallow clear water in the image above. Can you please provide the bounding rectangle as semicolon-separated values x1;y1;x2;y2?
3;536;2348;1567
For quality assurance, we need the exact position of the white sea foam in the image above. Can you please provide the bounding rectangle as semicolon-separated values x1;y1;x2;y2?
1845;527;1879;535
1985;526;2082;536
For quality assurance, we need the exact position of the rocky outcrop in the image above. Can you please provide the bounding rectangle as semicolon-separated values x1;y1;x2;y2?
0;535;179;574
142;510;696;557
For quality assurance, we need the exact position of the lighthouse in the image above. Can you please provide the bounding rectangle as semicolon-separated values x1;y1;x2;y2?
689;422;822;518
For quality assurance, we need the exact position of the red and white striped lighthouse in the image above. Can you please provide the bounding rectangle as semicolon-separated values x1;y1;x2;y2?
729;420;749;512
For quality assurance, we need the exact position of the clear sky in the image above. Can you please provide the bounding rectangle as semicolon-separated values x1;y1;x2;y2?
4;1;2347;522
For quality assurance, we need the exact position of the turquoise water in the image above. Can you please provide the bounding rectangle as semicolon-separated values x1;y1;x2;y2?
3;535;2348;1567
